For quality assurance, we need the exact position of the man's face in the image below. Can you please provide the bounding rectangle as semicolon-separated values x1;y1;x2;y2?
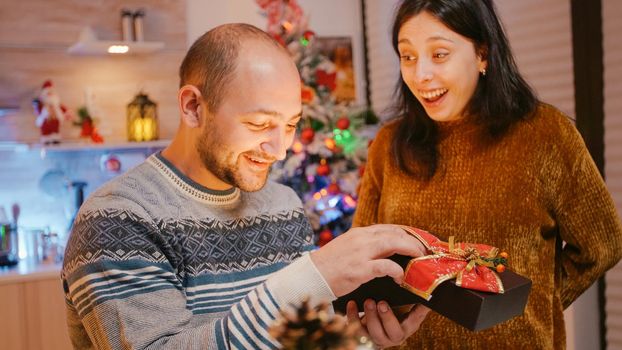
196;40;302;192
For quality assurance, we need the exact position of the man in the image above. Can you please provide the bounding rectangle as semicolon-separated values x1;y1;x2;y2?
61;23;428;349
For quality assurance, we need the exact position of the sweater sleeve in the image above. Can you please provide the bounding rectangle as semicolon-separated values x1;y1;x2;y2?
61;198;334;350
352;124;393;227
555;131;622;308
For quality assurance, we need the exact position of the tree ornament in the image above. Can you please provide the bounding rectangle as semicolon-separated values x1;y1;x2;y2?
496;264;506;273
499;251;509;259
300;127;315;144
327;182;340;195
303;30;315;40
301;85;315;104
318;229;333;246
324;137;337;151
336;116;350;130
316;163;330;177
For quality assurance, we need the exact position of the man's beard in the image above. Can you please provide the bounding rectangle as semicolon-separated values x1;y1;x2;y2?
196;126;272;192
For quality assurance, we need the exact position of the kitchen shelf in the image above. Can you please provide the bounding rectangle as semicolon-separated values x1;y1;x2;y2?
67;40;164;55
0;139;170;153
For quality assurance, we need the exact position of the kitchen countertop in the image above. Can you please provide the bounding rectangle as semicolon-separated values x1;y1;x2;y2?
0;259;62;285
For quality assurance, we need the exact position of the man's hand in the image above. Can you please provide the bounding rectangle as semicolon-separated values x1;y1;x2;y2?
346;300;429;349
309;224;426;297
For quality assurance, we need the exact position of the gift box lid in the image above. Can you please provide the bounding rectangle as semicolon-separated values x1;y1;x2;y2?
333;254;532;331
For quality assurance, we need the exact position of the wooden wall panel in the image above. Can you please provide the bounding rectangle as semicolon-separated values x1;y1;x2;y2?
0;0;186;143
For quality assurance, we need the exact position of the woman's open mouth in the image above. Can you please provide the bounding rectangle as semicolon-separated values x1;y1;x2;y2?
420;88;448;104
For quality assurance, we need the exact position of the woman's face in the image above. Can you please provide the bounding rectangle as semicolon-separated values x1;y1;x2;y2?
397;11;486;122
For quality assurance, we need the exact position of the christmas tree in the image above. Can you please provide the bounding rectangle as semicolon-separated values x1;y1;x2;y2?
256;0;379;246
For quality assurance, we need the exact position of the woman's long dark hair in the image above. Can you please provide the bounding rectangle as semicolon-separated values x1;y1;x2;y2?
390;0;538;179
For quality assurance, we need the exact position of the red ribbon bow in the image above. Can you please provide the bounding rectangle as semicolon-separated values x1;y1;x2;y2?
400;226;505;301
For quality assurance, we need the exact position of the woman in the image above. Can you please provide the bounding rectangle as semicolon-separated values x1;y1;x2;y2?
352;0;622;348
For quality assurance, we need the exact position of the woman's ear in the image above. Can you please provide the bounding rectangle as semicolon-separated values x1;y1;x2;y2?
178;85;203;128
477;46;488;73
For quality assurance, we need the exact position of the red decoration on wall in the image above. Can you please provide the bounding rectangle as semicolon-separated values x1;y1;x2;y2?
315;70;337;91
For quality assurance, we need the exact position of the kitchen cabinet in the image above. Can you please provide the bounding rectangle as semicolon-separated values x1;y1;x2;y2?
0;263;72;350
68;39;165;55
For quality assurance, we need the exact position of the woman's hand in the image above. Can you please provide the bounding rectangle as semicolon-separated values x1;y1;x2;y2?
346;300;430;349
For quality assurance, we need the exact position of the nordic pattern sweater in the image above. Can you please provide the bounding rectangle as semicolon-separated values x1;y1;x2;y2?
61;152;334;349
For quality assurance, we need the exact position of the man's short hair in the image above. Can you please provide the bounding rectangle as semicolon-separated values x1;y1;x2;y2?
179;23;286;114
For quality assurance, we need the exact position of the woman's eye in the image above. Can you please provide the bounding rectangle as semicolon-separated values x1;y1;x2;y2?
400;55;417;62
433;52;448;59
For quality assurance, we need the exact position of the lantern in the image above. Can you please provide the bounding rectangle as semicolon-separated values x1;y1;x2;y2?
127;92;158;142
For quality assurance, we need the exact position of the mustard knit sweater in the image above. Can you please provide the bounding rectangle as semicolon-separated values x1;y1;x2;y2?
353;104;622;349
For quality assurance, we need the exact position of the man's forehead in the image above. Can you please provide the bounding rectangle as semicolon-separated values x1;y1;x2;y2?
241;109;303;120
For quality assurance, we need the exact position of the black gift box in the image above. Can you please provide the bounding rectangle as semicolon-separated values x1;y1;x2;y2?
333;255;532;331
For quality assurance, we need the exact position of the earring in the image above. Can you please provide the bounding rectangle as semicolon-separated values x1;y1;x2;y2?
481;68;487;76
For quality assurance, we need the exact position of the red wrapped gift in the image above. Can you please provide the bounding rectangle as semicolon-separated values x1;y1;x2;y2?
400;226;505;299
333;226;532;331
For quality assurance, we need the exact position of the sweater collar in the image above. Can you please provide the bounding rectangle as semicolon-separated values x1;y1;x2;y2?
436;114;482;139
148;152;241;206
436;114;476;131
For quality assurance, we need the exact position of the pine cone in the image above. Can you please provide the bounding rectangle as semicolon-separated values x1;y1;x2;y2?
269;298;363;350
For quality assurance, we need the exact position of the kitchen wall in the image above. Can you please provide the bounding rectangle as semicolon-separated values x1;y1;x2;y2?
0;148;159;247
0;0;186;237
0;0;186;143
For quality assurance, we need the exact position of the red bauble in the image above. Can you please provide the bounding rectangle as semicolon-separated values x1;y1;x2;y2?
316;163;330;176
105;158;121;172
317;229;333;246
336;116;350;130
300;127;315;144
327;182;340;195
303;30;315;40
100;154;121;173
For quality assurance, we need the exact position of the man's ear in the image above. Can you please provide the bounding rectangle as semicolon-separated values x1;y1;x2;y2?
178;85;204;128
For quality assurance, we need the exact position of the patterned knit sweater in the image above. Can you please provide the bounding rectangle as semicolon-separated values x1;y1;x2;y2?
353;104;622;349
61;152;335;349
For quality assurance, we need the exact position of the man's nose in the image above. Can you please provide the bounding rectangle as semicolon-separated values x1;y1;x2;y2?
261;127;289;161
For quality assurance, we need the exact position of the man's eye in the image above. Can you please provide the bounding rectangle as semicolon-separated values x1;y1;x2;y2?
433;52;448;59
400;55;417;62
286;123;298;131
247;122;270;130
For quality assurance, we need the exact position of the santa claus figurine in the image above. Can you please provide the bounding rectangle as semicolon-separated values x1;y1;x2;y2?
33;80;70;144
